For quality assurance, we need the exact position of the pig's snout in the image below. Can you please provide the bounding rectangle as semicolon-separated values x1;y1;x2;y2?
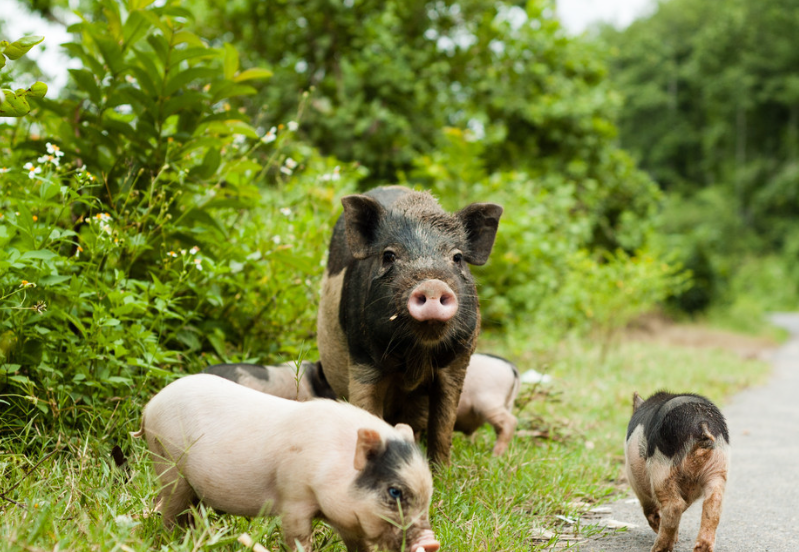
407;280;458;322
410;529;440;552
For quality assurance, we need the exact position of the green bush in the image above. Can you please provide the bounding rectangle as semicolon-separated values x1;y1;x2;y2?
0;0;359;435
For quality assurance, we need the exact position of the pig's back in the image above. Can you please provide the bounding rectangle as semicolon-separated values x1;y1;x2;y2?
142;375;350;515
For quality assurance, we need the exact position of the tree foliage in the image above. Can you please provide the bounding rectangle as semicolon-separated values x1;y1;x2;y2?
1;0;681;435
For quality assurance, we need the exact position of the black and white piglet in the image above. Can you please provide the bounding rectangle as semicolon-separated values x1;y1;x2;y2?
625;391;730;552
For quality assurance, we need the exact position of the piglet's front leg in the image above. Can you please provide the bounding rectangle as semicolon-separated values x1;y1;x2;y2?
427;361;468;465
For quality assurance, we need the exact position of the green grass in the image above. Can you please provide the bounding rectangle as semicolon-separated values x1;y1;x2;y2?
0;330;771;551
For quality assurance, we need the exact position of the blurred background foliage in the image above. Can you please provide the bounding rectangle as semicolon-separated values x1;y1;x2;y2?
3;0;787;436
600;0;799;321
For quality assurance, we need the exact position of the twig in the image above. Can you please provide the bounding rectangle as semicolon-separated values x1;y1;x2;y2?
0;439;63;509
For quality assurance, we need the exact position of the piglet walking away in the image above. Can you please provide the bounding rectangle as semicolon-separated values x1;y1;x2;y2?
203;361;337;401
625;391;730;552
134;375;440;552
454;353;520;456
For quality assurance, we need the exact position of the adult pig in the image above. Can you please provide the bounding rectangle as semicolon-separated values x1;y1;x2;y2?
134;374;439;552
203;361;337;401
317;186;502;464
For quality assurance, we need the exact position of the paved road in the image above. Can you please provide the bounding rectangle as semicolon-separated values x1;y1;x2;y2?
580;314;799;552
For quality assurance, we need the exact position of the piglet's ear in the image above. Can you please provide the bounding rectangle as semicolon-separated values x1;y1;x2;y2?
457;203;503;266
354;428;385;471
341;195;386;260
633;392;644;412
394;423;415;442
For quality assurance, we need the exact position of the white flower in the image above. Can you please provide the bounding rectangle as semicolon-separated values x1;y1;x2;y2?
261;127;277;144
320;166;341;182
280;207;292;216
94;213;112;222
287;120;299;132
280;166;293;175
46;143;64;158
23;162;41;179
0;167;9;174
272;235;281;244
101;224;112;235
167;251;178;258
193;258;202;270
189;246;200;255
38;154;60;166
284;157;298;169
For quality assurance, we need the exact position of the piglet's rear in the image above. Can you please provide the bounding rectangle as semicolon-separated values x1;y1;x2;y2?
135;374;439;552
625;391;730;552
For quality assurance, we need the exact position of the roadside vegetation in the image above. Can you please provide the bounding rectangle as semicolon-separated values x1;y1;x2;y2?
0;0;781;550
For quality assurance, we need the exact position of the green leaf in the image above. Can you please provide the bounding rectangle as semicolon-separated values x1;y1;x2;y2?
164;67;218;97
211;83;258;103
69;69;102;104
2;35;44;60
123;10;153;49
233;68;273;82
21;250;58;261
203;120;259;139
223;43;239;80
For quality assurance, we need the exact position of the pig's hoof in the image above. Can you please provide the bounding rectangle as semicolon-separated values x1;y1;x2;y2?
693;539;714;552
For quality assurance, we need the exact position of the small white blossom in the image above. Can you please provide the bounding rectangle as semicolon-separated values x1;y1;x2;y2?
46;143;64;158
167;251;178;258
280;166;293;175
280;207;292;217
19;280;36;288
287;120;299;132
261;127;277;144
284;157;298;169
94;213;112;222
193;258;203;270
23;162;41;179
189;246;200;255
272;235;281;244
0;167;9;174
38;154;60;166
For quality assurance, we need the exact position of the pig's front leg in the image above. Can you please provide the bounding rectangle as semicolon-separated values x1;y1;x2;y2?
281;505;316;551
349;365;390;418
427;360;468;465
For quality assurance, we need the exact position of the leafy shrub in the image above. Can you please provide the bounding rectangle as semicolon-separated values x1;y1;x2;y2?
0;0;358;434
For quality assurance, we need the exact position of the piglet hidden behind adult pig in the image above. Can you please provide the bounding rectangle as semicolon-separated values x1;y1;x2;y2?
625;391;730;552
317;186;502;464
203;361;337;401
134;374;440;552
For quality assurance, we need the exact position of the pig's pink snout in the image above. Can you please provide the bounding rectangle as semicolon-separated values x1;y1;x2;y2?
407;280;458;322
410;529;440;552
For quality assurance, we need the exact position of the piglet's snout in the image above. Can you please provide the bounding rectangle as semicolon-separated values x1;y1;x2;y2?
407;280;458;322
410;529;440;552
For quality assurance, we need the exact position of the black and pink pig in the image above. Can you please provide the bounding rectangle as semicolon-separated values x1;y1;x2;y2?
317;186;502;464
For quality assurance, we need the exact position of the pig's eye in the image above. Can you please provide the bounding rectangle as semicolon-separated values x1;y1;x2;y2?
382;250;396;265
453;252;463;264
387;486;403;500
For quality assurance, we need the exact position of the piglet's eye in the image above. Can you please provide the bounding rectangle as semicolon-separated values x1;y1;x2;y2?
383;251;396;264
388;486;402;500
453;252;463;263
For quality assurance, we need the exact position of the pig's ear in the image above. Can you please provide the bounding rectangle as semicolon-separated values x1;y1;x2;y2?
457;203;503;266
394;423;415;442
354;428;385;470
633;392;644;412
342;195;386;260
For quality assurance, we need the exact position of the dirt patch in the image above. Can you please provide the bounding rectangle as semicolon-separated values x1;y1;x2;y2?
624;313;778;361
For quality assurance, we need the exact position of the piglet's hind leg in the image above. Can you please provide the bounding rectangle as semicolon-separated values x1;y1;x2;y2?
693;478;726;552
